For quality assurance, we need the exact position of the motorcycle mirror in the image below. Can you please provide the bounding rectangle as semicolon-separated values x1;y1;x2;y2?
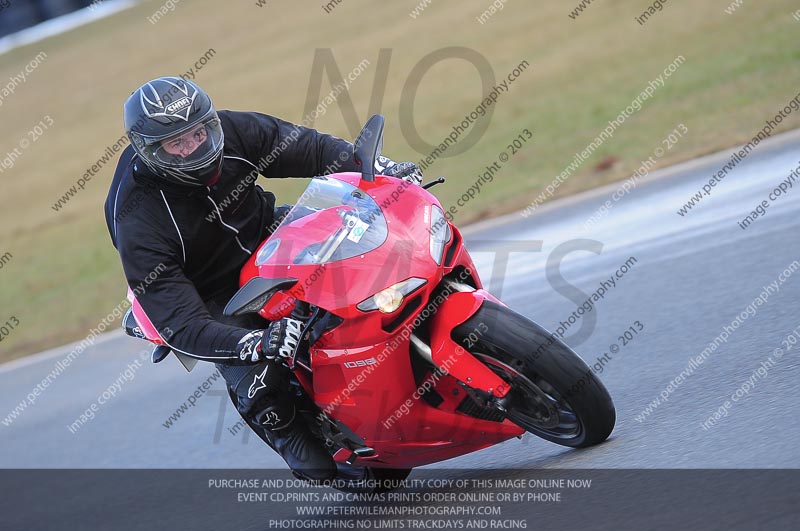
223;277;299;316
353;114;385;182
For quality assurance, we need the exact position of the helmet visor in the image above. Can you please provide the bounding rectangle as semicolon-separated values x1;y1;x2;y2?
137;115;224;172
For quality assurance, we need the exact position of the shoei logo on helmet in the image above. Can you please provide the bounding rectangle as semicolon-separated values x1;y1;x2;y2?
139;79;198;121
166;97;191;115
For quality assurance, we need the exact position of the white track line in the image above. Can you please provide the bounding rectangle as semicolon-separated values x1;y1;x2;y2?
3;127;800;373
0;0;138;56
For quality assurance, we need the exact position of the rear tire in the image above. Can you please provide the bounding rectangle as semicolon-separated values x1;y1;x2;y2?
453;302;615;448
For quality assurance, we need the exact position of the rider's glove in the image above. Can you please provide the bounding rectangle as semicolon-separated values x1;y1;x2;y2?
236;317;303;364
376;156;423;186
262;317;304;364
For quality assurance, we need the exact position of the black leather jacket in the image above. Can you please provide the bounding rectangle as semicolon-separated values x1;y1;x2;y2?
104;110;360;363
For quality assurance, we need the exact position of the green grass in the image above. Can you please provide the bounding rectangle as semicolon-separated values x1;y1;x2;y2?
1;0;799;361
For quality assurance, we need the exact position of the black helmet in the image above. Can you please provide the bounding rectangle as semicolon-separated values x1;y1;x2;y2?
124;77;224;186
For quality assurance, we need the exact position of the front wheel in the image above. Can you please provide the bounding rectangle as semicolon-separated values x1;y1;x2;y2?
453;302;615;448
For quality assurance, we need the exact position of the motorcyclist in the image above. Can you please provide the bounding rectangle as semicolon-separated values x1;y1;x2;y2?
103;76;422;481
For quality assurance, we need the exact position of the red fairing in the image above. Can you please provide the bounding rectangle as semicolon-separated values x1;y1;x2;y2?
229;172;523;468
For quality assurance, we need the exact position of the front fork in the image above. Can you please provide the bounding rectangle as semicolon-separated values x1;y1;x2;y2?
421;282;512;401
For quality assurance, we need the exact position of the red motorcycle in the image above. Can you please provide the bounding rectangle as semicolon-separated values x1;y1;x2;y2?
125;115;615;484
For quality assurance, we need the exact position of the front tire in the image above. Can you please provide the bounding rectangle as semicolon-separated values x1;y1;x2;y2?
453;301;615;448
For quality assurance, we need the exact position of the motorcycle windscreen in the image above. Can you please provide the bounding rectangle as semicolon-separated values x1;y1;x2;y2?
258;177;388;266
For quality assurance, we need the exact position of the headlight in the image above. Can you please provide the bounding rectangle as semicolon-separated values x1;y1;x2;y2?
357;278;427;313
373;287;404;313
429;205;451;265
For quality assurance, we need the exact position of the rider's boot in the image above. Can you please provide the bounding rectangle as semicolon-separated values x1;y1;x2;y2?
252;373;336;482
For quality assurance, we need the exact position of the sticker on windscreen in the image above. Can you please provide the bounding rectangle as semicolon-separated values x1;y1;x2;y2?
347;219;370;243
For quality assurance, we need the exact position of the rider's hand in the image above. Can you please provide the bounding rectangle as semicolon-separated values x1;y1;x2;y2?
261;317;304;363
376;156;423;186
236;317;303;364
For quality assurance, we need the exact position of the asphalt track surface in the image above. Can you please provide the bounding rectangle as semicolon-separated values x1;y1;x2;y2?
2;131;800;529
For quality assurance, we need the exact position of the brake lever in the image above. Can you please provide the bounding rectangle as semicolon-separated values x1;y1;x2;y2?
422;176;446;190
286;304;321;370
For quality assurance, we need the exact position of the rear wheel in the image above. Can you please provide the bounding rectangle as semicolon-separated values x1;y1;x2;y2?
453;302;615;448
